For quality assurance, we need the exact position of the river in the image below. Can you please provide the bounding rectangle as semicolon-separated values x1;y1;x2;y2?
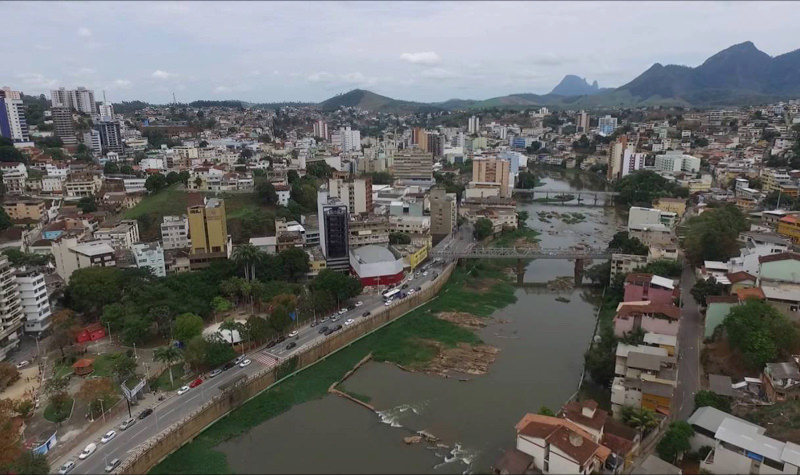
218;170;623;474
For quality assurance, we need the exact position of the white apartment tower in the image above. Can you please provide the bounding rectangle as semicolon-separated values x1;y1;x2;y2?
313;120;329;140
0;256;23;361
15;268;51;335
331;126;361;152
50;87;97;114
468;116;480;134
161;215;191;250
0;88;29;143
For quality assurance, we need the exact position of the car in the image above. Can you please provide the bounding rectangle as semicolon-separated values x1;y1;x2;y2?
208;368;222;378
423;271;428;276
401;284;409;289
177;385;190;395
318;326;329;334
333;324;343;332
354;301;363;307
288;330;298;337
323;328;334;336
189;377;203;388
15;360;29;369
119;417;136;431
362;311;371;317
408;289;416;295
347;305;355;311
344;319;355;326
222;361;235;371
101;430;117;444
234;355;245;364
285;341;297;350
104;458;121;473
78;443;97;459
338;308;347;315
276;336;287;344
320;315;329;322
239;359;252;368
330;315;339;322
433;272;439;279
58;461;75;474
384;300;391;306
266;340;277;348
415;286;422;292
310;321;317;328
138;408;153;420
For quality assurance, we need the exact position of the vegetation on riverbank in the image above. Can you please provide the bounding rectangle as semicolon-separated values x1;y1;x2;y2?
151;264;516;474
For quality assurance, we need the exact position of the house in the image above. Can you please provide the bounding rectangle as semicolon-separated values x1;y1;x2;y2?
611;253;649;279
623;273;676;305
514;413;611;475
492;449;534;475
758;252;800;285
561;400;608;443
613;301;681;338
639;455;682;475
249;236;277;255
727;271;757;292
642;332;677;356
612;344;677;417
704;295;740;339
275;184;291;206
763;361;800;402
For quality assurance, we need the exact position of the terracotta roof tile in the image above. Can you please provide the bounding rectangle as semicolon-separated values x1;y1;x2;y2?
759;252;800;264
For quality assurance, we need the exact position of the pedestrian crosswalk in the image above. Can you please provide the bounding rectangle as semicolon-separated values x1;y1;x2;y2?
251;351;280;368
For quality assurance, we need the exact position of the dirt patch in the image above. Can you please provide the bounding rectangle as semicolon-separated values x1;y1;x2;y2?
512;237;539;248
420;340;499;377
702;339;755;381
436;312;487;329
547;276;574;292
733;400;800;444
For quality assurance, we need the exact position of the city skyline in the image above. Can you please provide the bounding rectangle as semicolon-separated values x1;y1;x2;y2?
3;1;800;103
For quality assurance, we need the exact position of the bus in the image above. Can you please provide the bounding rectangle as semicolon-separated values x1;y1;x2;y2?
382;289;401;301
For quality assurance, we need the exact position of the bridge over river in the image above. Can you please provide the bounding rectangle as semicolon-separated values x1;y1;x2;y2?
511;188;620;206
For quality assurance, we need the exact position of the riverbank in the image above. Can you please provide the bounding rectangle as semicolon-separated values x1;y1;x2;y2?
151;264;516;474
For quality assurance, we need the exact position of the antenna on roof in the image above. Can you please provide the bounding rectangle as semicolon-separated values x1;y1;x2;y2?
173;92;177;105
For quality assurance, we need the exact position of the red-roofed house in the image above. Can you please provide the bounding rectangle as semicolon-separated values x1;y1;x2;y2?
613;301;681;337
623;273;676;305
726;271;757;293
514;413;610;474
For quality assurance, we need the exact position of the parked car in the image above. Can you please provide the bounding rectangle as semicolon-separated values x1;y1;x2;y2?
384;300;392;306
332;324;343;332
276;336;287;344
177;385;190;395
138;408;153;420
323;328;334;336
362;311;371;317
208;368;222;378
344;319;355;326
15;360;29;369
119;417;136;431
189;377;203;388
58;461;75;474
401;284;409;289
338;308;347;315
320;316;329;322
266;340;278;348
78;443;97;460
285;341;297;350
415;286;422;291
104;458;121;473
239;359;252;368
234;355;245;364
101;430;117;444
330;315;339;322
354;301;363;307
408;289;416;295
289;330;298;337
423;271;428;276
222;361;235;371
310;321;317;328
318;326;329;334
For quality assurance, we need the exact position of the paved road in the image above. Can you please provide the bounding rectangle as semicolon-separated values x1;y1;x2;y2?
674;263;702;420
59;227;474;475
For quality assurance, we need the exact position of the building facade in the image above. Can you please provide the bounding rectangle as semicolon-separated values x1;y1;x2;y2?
188;198;231;270
161;215;190;250
430;186;457;243
318;192;350;272
15;268;51;334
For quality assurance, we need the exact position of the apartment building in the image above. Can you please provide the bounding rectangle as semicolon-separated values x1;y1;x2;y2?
328;177;373;215
0;256;23;361
51;106;77;146
763;169;793;194
94;219;139;250
52;237;116;283
15;268;51;334
393;148;433;181
188;197;231;270
430;186;457;244
654;151;701;174
160;215;190;250
0;87;29;143
132;242;166;277
50;87;96;114
2;199;45;222
348;216;389;248
64;173;102;197
472;157;511;197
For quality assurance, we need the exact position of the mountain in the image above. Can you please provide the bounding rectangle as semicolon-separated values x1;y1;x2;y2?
318;89;440;113
550;75;603;96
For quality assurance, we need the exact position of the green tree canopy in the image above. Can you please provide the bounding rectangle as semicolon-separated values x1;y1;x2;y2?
615;171;688;207
657;421;694;463
694;389;732;412
255;178;278;205
516;171;540;189
608;231;649;256
103;162;120;174
77;196;97;213
389;232;411;245
690;277;727;306
473;218;493;240
310;269;363;304
724;299;799;370
145;173;168;193
174;313;204;343
683;205;749;265
278;247;310;282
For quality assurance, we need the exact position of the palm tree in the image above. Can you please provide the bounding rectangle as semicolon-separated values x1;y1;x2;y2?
219;319;239;347
232;244;261;281
154;345;182;389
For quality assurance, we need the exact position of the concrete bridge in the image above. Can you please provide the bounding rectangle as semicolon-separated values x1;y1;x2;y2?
431;247;619;284
512;188;620;206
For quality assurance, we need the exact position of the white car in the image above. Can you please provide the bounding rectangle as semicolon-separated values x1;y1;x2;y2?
58;461;75;474
344;319;355;326
239;359;252;368
408;289;416;295
101;430;117;444
354;301;363;307
15;360;29;369
119;417;136;431
78;443;97;460
330;315;339;322
384;300;392;306
288;330;298;337
177;385;190;396
423;271;429;276
338;308;347;315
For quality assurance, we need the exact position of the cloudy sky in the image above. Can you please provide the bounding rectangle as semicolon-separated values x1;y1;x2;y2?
3;1;800;104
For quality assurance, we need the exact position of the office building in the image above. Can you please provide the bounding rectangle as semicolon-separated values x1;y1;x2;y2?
472;156;511;197
427;133;445;158
98;101;114;119
468;115;480;134
313;120;329;140
161;215;191;250
51;106;77;146
95;119;123;153
598;115;618;136
430;186;457;244
50;87;96;114
411;127;428;151
188;197;231;269
15;268;51;335
317;191;350;272
654;151;701;174
577;110;590;133
607;137;628;182
393;148;433;181
331;126;361;152
328;177;372;215
0;87;29;143
0;256;23;361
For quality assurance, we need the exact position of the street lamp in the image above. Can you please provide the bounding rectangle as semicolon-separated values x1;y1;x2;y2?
98;398;106;424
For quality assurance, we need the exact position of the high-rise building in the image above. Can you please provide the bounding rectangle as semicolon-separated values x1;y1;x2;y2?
468;115;480;134
0;88;29;143
607;137;627;181
50;87;96;114
98;101;114;120
161;215;191;250
411;127;428;151
83;130;102;155
621;149;645;178
472;157;512;197
15;268;51;335
427;133;445;158
188;197;231;270
430;186;457;244
317;191;350;272
393;148;433;181
331;126;361;152
0;256;23;361
598;115;618;136
51;106;77;146
577;110;590;133
313;120;329;140
328;177;373;215
95;119;123;153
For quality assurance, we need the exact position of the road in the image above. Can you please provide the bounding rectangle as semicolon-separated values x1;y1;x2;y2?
59;226;474;475
674;264;702;420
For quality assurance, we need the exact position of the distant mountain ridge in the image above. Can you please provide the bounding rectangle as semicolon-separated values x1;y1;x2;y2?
549;75;605;96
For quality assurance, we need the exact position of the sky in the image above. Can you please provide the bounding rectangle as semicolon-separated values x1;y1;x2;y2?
3;1;800;104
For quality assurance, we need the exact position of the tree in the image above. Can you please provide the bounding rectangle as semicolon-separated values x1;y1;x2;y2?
0;363;19;391
657;421;694;463
239;148;254;161
615;171;687;207
120;164;135;176
145;173;168;193
585;261;611;288
43;377;70;414
683;205;749;266
177;170;190;186
287;170;300;185
245;315;272;345
166;171;180;185
66;267;127;315
279;247;310;282
103;162;120;174
389;232;412;245
255;178;278;205
724;299;799;370
608;231;648;255
0;208;11;232
154;346;182;388
473;218;493;240
174;313;204;343
639;259;683;278
0;146;25;163
204;335;236;367
0;399;22;469
694;389;732;412
517;171;540;189
49;310;78;360
110;354;137;383
620;406;659;433
584;324;617;386
306;161;333;179
76;196;97;214
690;277;727;306
76;377;115;416
183;336;208;370
219;319;239;346
212;295;232;315
232;244;261;282
310;269;363;304
8;452;50;475
269;305;293;333
13;399;33;419
538;406;555;416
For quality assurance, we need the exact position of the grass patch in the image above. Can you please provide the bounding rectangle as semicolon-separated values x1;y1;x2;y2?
123;185;189;241
151;364;186;392
53;362;73;379
562;212;586;225
91;353;120;378
152;266;516;474
44;397;73;423
490;227;541;248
